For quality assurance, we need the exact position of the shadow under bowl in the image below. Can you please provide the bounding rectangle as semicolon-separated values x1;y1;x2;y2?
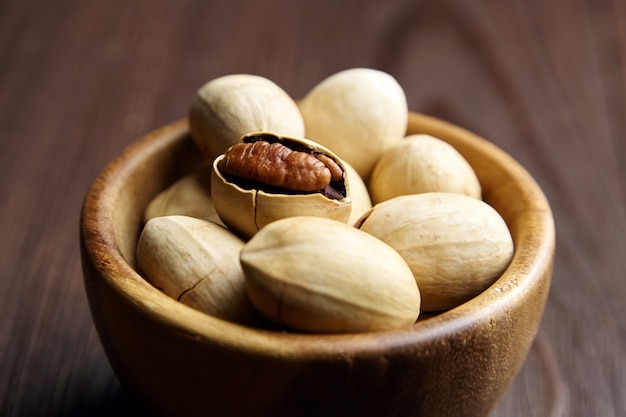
80;112;555;417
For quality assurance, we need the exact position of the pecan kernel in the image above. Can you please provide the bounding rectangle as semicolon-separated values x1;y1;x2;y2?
218;141;333;192
315;153;344;183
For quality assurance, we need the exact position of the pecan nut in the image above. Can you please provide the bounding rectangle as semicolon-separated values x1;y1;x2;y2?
210;133;356;239
217;134;345;198
219;141;332;192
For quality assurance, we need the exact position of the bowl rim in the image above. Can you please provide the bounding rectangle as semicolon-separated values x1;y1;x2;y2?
80;111;555;358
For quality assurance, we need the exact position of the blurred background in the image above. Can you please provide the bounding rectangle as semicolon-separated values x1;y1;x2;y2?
1;0;625;416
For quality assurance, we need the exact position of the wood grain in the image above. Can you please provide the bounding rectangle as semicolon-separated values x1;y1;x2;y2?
0;0;624;416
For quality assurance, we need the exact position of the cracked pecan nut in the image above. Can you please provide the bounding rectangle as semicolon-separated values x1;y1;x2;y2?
211;133;359;239
136;215;259;324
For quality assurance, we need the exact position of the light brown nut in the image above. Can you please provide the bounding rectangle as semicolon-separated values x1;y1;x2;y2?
369;134;481;204
211;133;354;239
189;74;305;161
299;68;408;180
143;170;224;226
357;193;514;312
240;216;421;333
136;215;258;324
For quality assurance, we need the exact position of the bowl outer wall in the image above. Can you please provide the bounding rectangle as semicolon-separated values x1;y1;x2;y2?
80;113;555;417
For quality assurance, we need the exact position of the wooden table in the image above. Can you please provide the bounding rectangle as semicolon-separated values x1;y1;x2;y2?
1;0;625;416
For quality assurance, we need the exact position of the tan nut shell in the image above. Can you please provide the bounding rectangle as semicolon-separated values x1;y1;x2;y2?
189;74;305;160
136;215;257;324
143;170;224;226
299;68;408;179
357;193;514;312
211;133;353;239
240;216;421;333
369;134;481;204
343;161;372;225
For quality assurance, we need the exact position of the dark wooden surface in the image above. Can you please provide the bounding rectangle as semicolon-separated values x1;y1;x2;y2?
1;0;625;416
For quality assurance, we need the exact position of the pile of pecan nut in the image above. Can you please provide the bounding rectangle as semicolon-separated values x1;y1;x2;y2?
136;68;514;334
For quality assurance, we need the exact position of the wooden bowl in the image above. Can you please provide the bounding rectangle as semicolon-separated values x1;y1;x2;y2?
80;112;555;417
